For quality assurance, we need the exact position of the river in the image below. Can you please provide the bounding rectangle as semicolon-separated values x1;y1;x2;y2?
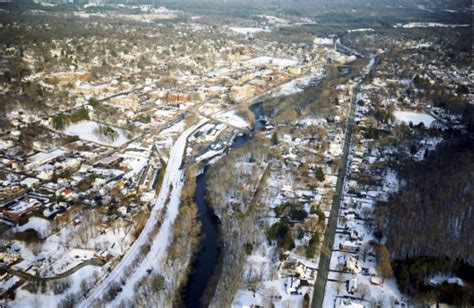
182;103;264;307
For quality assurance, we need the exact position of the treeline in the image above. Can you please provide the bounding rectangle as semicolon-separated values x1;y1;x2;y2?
376;136;474;304
52;108;90;130
393;256;474;305
262;64;350;125
206;137;270;307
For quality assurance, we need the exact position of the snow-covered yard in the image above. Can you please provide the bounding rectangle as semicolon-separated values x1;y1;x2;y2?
63;121;131;147
12;265;100;307
14;217;52;239
394;111;435;127
232;244;309;308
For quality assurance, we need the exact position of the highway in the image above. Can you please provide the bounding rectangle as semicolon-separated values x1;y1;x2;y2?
79;119;207;307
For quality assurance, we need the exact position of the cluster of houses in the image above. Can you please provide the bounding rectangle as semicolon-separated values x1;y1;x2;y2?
230;72;360;307
322;39;471;306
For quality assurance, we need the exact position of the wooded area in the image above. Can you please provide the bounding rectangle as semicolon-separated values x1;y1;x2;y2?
376;136;474;304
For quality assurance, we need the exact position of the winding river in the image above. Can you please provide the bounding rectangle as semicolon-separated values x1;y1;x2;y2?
182;103;264;307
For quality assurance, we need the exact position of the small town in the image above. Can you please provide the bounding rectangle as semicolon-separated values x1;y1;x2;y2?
0;0;472;307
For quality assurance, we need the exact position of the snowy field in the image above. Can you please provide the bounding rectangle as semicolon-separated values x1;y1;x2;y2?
314;37;334;45
214;110;249;129
394;111;435;127
273;71;324;97
13;265;100;307
347;28;374;33
195;149;225;162
396;22;469;28
260;15;289;25
14;216;51;239
245;56;298;68
229;27;270;35
63;121;131;147
274;76;312;97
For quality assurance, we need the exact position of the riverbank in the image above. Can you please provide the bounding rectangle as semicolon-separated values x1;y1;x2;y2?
181;167;222;308
181;102;265;306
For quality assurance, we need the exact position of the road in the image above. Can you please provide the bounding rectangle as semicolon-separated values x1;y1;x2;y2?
77;68;326;306
311;84;357;308
79;119;207;307
311;55;377;308
1;258;104;282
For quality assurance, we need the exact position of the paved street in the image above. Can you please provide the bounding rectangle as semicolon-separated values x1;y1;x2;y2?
311;85;357;308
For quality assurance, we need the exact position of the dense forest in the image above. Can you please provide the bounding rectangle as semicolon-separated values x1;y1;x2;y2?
376;135;474;304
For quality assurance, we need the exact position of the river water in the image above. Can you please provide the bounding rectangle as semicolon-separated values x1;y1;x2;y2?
182;103;264;307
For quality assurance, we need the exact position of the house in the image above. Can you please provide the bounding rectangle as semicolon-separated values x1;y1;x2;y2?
36;164;55;181
345;256;361;274
25;148;68;170
340;241;360;253
230;85;256;101
20;178;40;188
2;199;42;219
285;276;301;294
110;94;140;110
281;185;293;194
370;276;382;285
166;92;191;103
347;277;358;293
95;249;110;261
295;260;317;283
62;188;74;199
335;298;365;308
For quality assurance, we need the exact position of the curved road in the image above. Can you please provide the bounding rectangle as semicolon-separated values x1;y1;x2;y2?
80;119;207;307
2;258;104;282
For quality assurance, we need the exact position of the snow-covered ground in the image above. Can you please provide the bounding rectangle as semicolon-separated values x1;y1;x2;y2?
321;94;408;307
63;121;131;147
195;148;225;162
13;265;99;307
324;217;405;307
273;71;324;97
156;120;186;150
229;27;270;35
245;56;298;68
314;37;334;45
10;221;104;278
365;55;377;72
214;110;249;129
260;15;289;25
348;28;374;33
427;275;465;287
121;156;148;180
396;22;469;28
81;118;207;306
232;243;308;308
14;216;51;239
394;111;435;127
